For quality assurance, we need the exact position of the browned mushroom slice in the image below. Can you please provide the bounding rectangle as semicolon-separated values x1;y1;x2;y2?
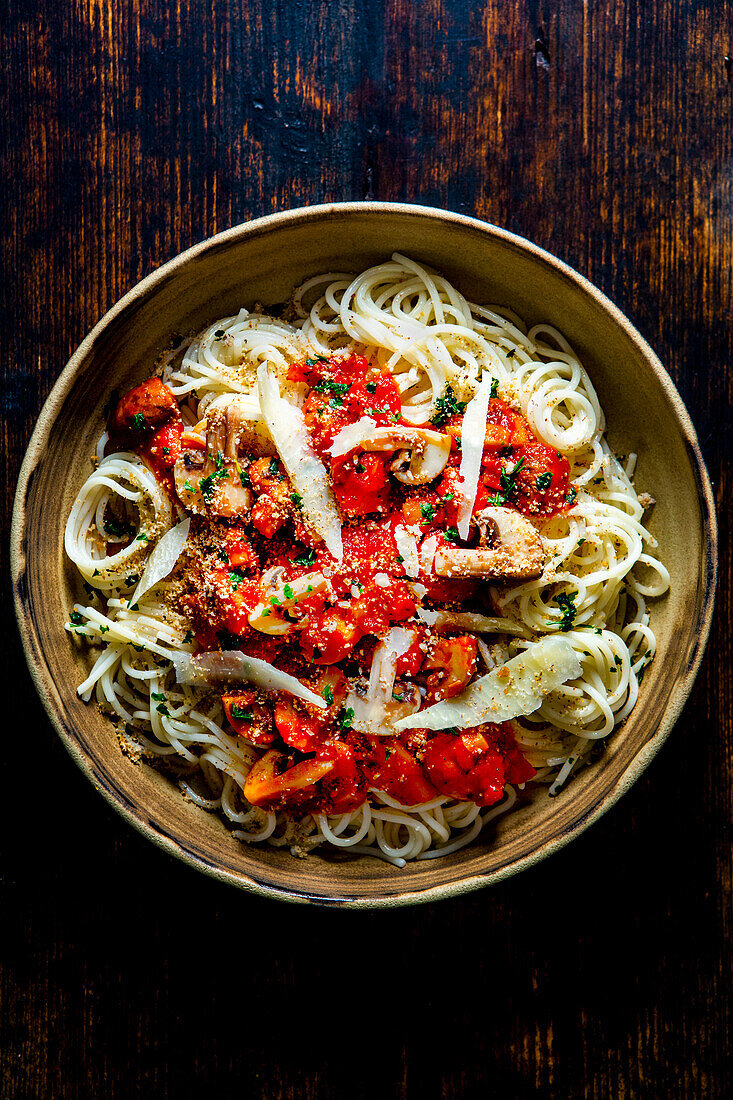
358;426;451;485
433;507;545;579
174;405;252;517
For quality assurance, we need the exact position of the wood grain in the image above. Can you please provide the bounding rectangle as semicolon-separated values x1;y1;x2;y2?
1;1;730;1097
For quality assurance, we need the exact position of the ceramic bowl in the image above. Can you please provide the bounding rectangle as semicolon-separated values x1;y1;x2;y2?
11;203;717;907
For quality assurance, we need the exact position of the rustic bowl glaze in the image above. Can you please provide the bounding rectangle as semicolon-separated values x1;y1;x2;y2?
11;203;717;907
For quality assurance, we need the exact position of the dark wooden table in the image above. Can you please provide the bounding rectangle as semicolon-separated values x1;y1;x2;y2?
2;2;730;1096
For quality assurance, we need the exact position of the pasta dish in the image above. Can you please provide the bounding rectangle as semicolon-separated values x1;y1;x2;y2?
64;255;669;866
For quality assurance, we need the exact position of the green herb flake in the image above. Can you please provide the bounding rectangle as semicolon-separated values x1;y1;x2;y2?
231;705;253;722
420;502;436;521
69;610;84;625
283;584;294;600
291;491;303;510
323;685;335;705
313;380;349;396
365;382;377;394
156;702;170;717
535;472;552;491
339;707;355;729
136;532;149;542
490;377;500;398
430;383;467;427
199;451;230;502
182;630;194;644
292;548;317;567
131;413;146;431
566;487;578;505
229;569;245;590
444;527;460;543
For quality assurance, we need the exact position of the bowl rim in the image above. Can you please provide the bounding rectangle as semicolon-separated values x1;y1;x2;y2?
11;201;718;908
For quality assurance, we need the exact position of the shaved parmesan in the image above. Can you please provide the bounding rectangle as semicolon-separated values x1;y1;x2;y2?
132;517;190;605
257;365;343;560
456;375;493;540
416;607;440;626
419;534;439;573
329;416;377;457
170;649;326;709
395;636;582;731
394;525;419;578
346;627;416;734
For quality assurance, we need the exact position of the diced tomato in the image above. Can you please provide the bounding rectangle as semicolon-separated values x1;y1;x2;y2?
511;441;571;516
243;750;336;811
111;378;180;435
422;730;506;806
274;700;326;753
424;635;478;702
314;739;370;814
331;452;392;516
370;739;438;805
222;691;274;745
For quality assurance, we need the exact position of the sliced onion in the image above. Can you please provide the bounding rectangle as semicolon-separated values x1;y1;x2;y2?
395;636;582;731
132;517;190;604
170;649;327;709
257;365;343;560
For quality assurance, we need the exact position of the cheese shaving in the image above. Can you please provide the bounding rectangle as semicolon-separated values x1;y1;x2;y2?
394;525;419;577
257;365;343;560
328;416;377;457
132;517;190;605
456;374;493;540
394;636;582;731
171;649;327;708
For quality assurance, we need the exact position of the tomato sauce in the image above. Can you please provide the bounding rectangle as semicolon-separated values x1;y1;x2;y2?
111;359;558;817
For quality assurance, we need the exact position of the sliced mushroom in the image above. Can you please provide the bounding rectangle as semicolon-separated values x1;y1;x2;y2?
434;506;545;579
358;426;451;485
173;404;252;518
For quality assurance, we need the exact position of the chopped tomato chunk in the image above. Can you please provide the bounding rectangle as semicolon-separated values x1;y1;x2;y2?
112;378;179;434
424;635;478;702
222;691;274;744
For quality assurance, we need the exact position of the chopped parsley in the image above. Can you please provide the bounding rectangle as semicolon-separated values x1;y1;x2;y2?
99;624;109;634
365;382;377;394
182;630;194;644
505;349;516;359
156;702;170;716
305;355;329;365
439;492;455;503
313;380;349;396
339;707;355;729
229;568;245;590
151;691;166;701
104;516;134;539
268;457;281;478
488;457;526;506
69;611;84;625
444;526;460;543
135;532;149;542
292;548;317;567
283;583;294;600
231;705;253;722
420;502;436;521
535;472;553;491
431;384;467;427
199;451;230;502
490;377;499;398
131;413;146;431
549;591;577;632
183;480;194;493
291;492;303;510
355;463;366;473
323;685;335;705
236;460;251;488
214;328;226;339
566;487;578;505
162;446;170;455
